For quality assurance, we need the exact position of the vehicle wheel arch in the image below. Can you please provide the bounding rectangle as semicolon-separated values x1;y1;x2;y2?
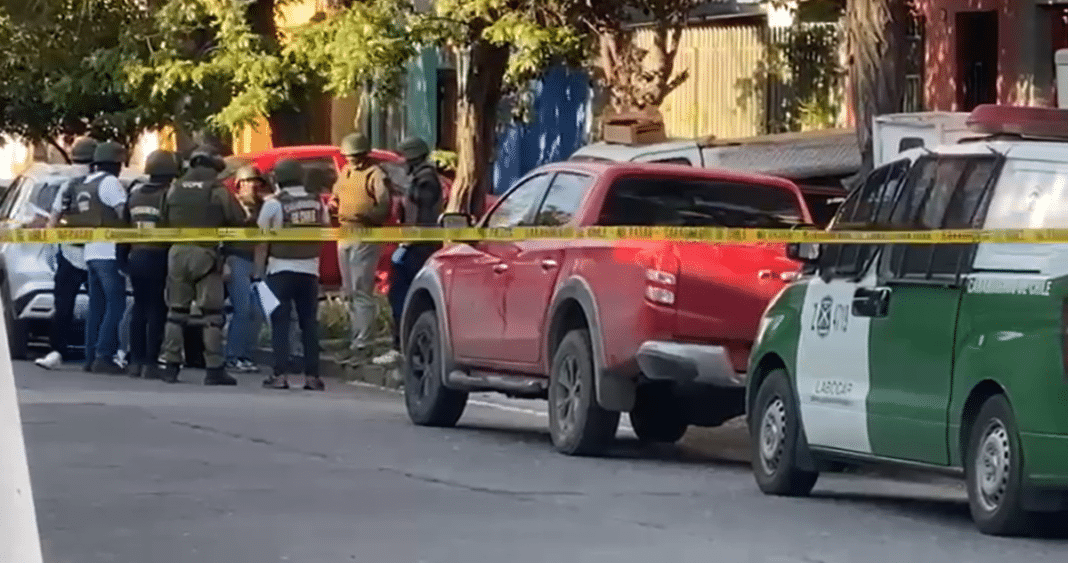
545;277;634;412
400;269;458;385
748;353;788;427
959;379;1009;465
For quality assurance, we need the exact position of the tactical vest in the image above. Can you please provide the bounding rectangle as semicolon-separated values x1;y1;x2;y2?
63;175;123;228
334;164;390;226
165;167;225;248
127;183;169;251
269;190;323;260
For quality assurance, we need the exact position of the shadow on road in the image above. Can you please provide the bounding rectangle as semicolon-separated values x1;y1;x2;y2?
451;421;751;471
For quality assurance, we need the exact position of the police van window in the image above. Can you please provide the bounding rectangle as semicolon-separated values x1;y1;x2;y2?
819;159;911;278
486;173;552;228
534;173;593;226
881;155;999;282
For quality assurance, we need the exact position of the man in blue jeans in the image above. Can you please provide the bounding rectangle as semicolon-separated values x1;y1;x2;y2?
223;165;272;373
55;141;129;374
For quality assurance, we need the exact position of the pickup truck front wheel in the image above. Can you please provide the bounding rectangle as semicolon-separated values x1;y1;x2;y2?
403;310;468;427
629;383;688;444
548;329;620;456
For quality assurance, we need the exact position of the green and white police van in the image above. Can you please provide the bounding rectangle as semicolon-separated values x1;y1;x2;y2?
746;105;1068;536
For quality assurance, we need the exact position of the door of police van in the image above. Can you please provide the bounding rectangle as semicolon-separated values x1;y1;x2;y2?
864;154;999;465
796;159;913;456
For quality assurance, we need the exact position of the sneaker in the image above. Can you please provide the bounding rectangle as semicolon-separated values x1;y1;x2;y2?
238;359;260;373
114;350;128;369
91;358;126;375
34;351;63;370
127;362;144;378
372;349;402;366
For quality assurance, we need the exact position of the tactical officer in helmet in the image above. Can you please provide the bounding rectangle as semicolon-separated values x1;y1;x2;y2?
123;150;180;379
223;164;272;373
53;141;130;374
256;158;330;390
36;137;98;370
329;132;391;362
377;136;443;366
155;147;248;385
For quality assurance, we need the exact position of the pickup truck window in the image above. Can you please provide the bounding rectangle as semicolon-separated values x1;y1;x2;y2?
651;157;692;166
300;157;340;195
486;173;552;228
599;176;804;228
535;173;593;226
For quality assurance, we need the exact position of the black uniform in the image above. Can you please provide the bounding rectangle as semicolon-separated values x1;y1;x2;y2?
123;180;171;376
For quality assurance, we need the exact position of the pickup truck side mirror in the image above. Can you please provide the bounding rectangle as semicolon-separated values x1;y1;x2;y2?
786;242;821;264
785;223;821;265
438;212;473;229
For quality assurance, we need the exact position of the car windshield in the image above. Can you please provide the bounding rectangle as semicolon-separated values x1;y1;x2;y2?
600;176;805;228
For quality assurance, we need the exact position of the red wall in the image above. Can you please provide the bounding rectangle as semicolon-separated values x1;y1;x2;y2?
915;0;1029;110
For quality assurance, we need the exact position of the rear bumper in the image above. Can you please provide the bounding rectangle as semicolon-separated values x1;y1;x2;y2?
635;340;746;388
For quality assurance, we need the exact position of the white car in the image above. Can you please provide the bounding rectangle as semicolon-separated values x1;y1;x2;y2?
0;163;138;359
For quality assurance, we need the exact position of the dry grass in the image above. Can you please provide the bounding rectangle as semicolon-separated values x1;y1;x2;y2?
258;292;394;355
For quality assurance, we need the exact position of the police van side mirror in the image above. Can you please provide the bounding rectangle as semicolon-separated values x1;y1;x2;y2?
438;212;473;229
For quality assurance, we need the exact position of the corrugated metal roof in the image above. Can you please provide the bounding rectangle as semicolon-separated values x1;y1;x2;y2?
703;129;861;180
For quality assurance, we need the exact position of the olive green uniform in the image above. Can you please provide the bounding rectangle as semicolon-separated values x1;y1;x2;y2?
160;165;248;375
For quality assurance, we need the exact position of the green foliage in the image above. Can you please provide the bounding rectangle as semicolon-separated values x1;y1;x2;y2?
0;0;168;152
285;0;417;104
429;149;457;172
128;0;303;135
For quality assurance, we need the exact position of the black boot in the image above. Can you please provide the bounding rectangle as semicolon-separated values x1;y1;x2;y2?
127;362;143;378
154;363;180;384
204;367;237;386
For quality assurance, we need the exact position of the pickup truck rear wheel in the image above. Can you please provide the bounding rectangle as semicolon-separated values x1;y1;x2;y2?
629;383;688;444
548;329;619;456
403;310;467;427
751;369;818;496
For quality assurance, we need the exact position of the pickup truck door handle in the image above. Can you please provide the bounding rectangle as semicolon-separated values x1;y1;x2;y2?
852;287;891;318
540;259;558;270
492;263;509;274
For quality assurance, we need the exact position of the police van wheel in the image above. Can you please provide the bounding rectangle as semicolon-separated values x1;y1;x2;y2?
751;369;818;496
548;329;620;456
403;310;467;427
966;394;1033;536
629;383;688;444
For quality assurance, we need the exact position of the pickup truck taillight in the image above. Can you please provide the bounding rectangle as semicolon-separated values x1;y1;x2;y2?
645;269;676;305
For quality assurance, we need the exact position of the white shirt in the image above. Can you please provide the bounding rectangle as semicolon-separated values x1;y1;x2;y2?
257;186;329;277
52;171;126;262
50;165;91;270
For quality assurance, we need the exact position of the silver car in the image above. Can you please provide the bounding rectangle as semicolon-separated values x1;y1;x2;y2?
0;163;139;358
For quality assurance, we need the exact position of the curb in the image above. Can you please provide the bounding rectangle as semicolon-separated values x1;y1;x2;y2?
252;348;404;389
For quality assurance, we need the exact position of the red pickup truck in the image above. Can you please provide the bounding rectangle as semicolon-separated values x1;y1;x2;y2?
398;161;812;456
222;146;497;292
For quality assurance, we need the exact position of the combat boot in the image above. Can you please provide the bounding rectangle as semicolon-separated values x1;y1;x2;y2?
154;363;180;384
204;367;237;386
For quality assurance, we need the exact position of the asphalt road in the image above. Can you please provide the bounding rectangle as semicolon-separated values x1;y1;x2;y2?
14;361;1068;563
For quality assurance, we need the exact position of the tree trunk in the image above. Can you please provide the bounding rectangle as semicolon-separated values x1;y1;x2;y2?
447;40;509;216
847;0;910;173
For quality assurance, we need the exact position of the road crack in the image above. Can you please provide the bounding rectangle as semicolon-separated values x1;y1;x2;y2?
165;418;332;461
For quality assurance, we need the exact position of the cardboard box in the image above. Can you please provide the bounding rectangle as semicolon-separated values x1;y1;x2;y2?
602;108;667;145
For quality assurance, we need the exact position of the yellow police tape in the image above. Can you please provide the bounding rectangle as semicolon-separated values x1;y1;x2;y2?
5;225;1068;244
